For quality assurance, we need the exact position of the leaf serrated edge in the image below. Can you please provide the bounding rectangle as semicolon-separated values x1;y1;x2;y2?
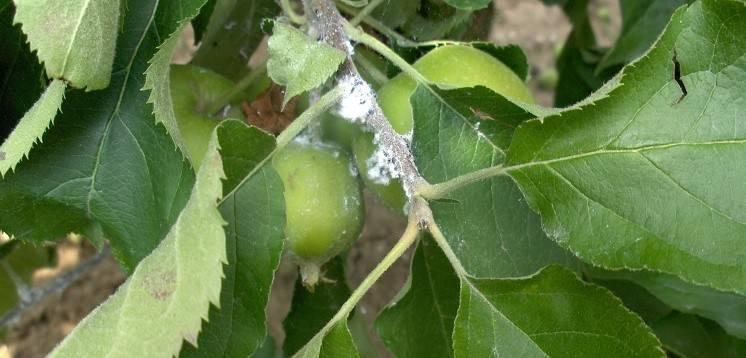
0;79;66;177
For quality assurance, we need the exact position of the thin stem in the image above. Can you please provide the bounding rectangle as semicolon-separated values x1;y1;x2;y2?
354;51;388;86
429;220;469;278
276;85;343;147
281;0;307;24
299;211;421;355
349;0;384;26
344;24;429;85
336;2;416;46
207;62;267;115
416;165;507;200
219;85;344;205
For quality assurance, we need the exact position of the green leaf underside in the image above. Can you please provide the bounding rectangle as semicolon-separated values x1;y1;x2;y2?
651;312;746;358
267;22;346;107
0;79;65;176
284;257;350;356
13;0;120;90
410;85;578;278
181;120;285;357
376;236;460;358
370;0;420;28
506;0;746;294
0;0;46;137
454;266;663;357
143;0;208;167
592;269;746;340
50;132;226;358
191;0;279;78
0;0;198;270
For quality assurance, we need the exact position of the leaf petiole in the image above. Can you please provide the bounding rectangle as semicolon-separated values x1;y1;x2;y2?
220;85;344;205
416;165;507;200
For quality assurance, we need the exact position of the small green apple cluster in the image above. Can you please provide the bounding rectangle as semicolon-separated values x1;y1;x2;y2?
171;44;533;289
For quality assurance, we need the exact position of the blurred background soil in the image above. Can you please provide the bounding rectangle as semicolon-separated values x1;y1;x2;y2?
0;1;620;356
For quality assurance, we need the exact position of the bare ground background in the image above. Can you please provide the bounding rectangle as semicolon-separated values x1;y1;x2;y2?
1;1;620;356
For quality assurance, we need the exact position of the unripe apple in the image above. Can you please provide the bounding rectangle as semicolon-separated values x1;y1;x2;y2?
170;64;243;168
355;45;534;212
272;142;364;287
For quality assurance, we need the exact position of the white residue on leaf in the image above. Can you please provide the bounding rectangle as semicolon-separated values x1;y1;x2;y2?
336;76;375;123
366;137;402;185
348;160;359;177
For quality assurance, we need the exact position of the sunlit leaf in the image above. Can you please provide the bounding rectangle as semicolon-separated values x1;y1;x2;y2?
13;0;120;89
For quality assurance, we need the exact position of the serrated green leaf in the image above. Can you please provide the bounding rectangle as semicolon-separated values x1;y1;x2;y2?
454;266;663;357
597;0;687;73
180;120;284;358
506;0;746;294
192;0;279;78
284;257;350;356
143;0;208;165
294;319;360;358
191;0;216;43
442;0;491;11
376;236;459;358
0;0;46;138
651;313;746;358
13;0;120;90
0;0;200;270
411;85;578;278
592;269;746;340
50;131;227;358
267;22;346;107
0;79;65;176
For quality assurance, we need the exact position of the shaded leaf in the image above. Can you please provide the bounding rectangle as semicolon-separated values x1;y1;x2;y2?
192;0;279;78
284;257;350;356
377;236;459;358
267;22;345;107
411;85;577;278
651;313;746;358
442;0;491;11
13;0;120;89
593;269;746;340
454;266;663;357
370;0;420;28
50;131;227;358
0;79;65;176
597;0;688;73
294;319;360;358
0;0;199;270
180;120;284;358
0;0;46;139
506;0;746;294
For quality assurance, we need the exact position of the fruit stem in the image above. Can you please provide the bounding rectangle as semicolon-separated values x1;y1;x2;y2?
207;62;267;115
349;0;384;26
295;205;422;356
336;2;416;46
416;165;507;200
281;0;307;24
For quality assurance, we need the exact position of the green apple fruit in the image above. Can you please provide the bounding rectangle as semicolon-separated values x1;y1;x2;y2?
354;45;534;212
272;142;364;287
170;64;243;168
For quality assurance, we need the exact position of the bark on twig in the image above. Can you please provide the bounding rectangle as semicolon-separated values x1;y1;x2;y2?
301;0;426;198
